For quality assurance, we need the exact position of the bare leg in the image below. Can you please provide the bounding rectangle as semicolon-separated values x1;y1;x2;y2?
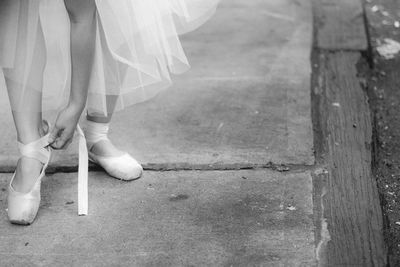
86;95;118;124
86;39;127;156
5;22;46;193
85;16;125;124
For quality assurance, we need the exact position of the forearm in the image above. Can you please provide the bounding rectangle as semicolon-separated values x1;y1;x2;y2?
67;5;96;112
49;0;97;150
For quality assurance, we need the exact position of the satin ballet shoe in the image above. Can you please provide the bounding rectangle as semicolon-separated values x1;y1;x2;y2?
89;152;143;181
7;121;51;225
83;119;143;181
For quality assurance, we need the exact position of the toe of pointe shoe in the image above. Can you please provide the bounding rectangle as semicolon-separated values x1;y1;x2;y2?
7;183;41;225
90;153;143;181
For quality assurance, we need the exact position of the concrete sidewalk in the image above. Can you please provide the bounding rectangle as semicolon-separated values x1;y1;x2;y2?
0;170;314;266
0;0;316;266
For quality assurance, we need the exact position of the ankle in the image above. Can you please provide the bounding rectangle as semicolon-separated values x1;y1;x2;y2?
17;131;42;145
17;121;48;144
82;118;110;149
86;114;112;124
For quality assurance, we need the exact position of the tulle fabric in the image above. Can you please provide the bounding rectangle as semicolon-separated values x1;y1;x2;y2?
0;0;219;114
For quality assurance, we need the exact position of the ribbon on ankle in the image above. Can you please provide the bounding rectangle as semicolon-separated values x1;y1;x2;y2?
83;120;110;150
76;125;88;216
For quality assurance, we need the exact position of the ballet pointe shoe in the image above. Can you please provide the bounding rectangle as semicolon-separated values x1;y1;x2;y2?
7;121;51;225
83;119;143;181
89;153;143;181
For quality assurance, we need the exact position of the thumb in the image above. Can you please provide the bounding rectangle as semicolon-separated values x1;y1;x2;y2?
48;126;61;144
55;129;73;149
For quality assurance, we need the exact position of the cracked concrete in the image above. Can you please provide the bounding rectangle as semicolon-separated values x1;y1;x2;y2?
0;0;317;266
0;170;315;266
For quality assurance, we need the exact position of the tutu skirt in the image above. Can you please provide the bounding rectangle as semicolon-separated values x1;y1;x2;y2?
0;0;219;114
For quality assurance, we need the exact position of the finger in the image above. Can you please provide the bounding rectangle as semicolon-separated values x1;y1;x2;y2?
50;140;63;150
52;139;67;150
51;135;67;149
53;130;74;150
60;137;74;150
52;138;67;150
48;126;62;144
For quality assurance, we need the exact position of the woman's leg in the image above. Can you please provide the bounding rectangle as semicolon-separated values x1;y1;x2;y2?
6;22;46;193
86;95;117;124
85;40;127;156
86;96;125;157
82;24;142;179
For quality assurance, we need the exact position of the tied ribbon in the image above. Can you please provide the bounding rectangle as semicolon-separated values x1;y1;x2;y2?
76;125;88;216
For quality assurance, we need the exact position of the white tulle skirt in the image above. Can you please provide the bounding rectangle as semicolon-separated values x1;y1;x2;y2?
0;0;219;114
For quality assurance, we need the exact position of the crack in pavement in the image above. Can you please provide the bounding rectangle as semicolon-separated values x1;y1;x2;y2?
0;162;317;174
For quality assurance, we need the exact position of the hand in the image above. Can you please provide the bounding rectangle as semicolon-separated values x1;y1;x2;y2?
48;104;83;150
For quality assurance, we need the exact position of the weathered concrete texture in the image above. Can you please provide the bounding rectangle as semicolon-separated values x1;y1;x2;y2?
0;0;314;168
0;170;315;266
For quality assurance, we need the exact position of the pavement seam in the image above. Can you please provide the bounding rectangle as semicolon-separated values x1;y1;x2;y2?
0;163;317;174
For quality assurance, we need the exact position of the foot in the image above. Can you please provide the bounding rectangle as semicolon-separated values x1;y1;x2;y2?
83;119;143;180
89;139;125;157
11;158;43;193
11;121;50;193
7;122;52;225
89;139;143;181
